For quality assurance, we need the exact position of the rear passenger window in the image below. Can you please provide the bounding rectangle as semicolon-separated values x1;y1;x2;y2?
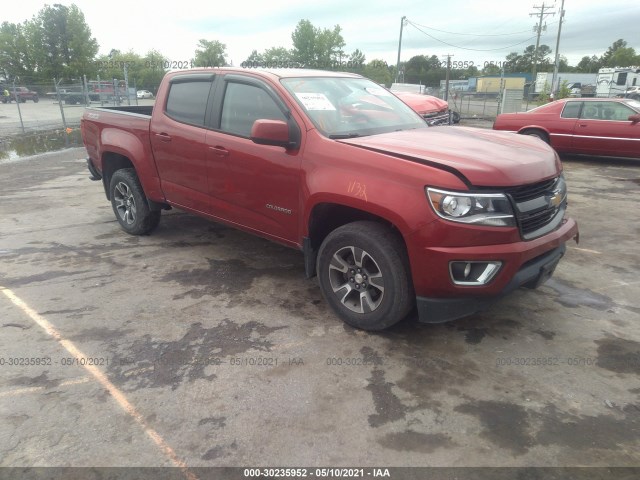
561;102;581;118
166;81;212;126
220;82;287;137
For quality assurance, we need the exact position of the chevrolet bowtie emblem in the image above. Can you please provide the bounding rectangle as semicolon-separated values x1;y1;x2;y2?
548;190;563;208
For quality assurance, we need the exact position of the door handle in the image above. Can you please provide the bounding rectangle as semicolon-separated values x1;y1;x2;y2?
155;132;172;142
209;146;229;157
578;124;588;127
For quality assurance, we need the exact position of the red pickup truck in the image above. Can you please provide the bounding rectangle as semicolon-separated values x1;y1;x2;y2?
1;86;39;103
81;68;579;330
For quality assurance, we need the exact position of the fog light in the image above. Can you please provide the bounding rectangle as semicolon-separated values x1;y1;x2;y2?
450;261;502;286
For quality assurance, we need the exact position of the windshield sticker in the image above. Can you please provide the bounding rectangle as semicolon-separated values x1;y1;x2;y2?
365;87;392;97
295;93;336;111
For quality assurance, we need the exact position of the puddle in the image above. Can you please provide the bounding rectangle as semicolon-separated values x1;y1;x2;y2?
544;278;613;311
0;129;83;161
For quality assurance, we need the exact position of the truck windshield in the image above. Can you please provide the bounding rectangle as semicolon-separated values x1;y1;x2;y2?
281;77;426;138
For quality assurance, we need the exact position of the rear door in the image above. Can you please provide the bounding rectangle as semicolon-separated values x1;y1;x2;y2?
205;74;302;244
150;73;216;214
572;101;640;157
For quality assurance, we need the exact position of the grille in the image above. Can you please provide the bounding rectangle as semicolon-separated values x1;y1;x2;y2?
504;178;557;203
504;176;565;240
519;206;559;236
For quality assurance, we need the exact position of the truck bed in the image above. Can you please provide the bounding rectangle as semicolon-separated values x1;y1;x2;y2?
81;105;160;203
92;105;154;116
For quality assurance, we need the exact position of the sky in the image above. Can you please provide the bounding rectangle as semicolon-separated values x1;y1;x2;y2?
4;0;640;69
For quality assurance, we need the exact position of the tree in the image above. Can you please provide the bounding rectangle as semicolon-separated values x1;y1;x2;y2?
94;49;169;91
557;55;575;72
481;64;502;75
193;39;227;67
291;20;316;65
4;4;99;82
348;49;365;68
291;19;345;67
600;39;639;67
403;55;443;85
139;50;168;90
0;22;32;81
263;47;292;63
576;55;602;73
25;4;98;81
244;49;263;65
363;59;392;86
315;24;345;63
504;44;552;73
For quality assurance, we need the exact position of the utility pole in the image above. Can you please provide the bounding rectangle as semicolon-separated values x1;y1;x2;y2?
442;54;453;102
551;0;566;98
529;3;555;91
395;16;407;84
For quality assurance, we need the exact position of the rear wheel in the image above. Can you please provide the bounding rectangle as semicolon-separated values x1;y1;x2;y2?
317;221;414;331
521;129;549;144
109;168;160;235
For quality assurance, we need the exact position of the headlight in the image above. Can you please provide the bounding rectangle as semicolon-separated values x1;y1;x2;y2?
426;188;516;227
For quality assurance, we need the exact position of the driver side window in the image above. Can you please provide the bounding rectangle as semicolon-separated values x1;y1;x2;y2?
220;82;286;137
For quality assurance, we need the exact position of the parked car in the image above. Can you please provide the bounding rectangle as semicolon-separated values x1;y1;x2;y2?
625;86;640;100
137;90;154;99
493;98;640;158
82;68;578;331
9;86;39;103
395;92;460;125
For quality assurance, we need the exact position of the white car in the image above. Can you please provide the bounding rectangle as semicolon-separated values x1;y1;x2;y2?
625;86;640;99
136;90;154;99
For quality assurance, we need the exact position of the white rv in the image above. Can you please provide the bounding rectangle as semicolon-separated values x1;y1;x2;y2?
596;66;640;97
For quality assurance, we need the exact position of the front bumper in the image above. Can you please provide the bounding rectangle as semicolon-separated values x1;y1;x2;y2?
414;217;578;323
417;244;565;323
423;111;451;126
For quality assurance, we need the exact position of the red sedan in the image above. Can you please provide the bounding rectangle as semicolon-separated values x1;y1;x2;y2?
493;98;640;158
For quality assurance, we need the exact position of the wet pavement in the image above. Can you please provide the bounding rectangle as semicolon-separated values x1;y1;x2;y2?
0;146;639;470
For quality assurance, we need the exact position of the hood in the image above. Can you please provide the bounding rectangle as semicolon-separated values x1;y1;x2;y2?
396;92;448;113
338;127;561;187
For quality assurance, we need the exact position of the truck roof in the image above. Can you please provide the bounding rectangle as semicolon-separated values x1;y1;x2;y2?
165;67;363;80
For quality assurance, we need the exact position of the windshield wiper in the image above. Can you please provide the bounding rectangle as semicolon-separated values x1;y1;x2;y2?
329;132;364;139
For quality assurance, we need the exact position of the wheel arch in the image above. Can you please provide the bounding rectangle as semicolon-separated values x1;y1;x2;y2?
101;152;135;201
517;125;551;142
303;202;411;279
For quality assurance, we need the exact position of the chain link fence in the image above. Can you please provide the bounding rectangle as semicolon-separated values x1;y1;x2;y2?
0;77;153;134
1;77;157;161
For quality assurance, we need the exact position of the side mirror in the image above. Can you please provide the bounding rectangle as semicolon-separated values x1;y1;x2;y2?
251;119;291;148
629;114;640;124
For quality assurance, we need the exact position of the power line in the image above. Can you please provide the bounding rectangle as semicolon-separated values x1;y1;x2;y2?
407;20;533;37
406;20;538;52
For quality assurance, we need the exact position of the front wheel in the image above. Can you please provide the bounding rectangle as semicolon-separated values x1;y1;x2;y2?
317;221;414;331
33;96;39;103
109;168;160;235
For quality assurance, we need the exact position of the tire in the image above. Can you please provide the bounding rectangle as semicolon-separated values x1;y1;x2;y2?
316;221;414;331
521;129;549;144
109;168;161;235
33;96;39;103
451;111;461;124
